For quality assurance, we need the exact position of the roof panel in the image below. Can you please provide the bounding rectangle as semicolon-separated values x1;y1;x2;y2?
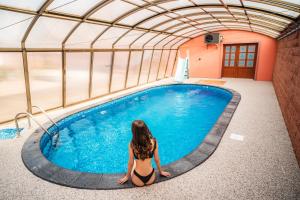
174;27;197;35
173;8;204;15
89;0;137;22
192;0;221;5
118;9;157;26
172;38;189;48
145;34;169;48
131;32;159;48
159;0;194;10
154;20;183;31
93;26;129;48
155;35;177;48
166;23;192;33
0;0;46;11
203;7;228;12
0;10;34;48
243;1;300;18
65;23;107;48
114;30;145;48
246;10;292;24
26;16;77;48
222;0;242;6
47;0;103;16
138;15;171;29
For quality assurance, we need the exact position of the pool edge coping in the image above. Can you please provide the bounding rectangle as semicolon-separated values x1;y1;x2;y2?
21;83;241;190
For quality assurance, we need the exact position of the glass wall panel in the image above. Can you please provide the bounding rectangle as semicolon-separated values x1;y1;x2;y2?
26;17;77;48
126;51;143;88
92;52;111;97
66;53;90;105
110;51;129;92
0;10;33;48
165;50;177;77
0;53;27;122
148;50;162;82
27;52;62;111
157;50;170;79
139;50;153;84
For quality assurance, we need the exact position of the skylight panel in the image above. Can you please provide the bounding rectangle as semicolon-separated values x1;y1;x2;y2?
173;8;204;15
118;9;157;26
243;1;300;18
166;23;192;33
202;7;228;12
154;20;182;31
26;16;77;48
145;34;169;48
172;38;190;48
114;30;145;48
47;0;103;16
148;6;165;12
159;0;194;10
93;27;129;48
187;15;213;20
0;0;45;11
155;36;177;48
222;0;242;6
90;0;137;22
174;27;197;35
192;0;221;5
246;10;292;24
131;32;159;48
229;8;246;13
164;37;183;48
0;10;34;47
65;23;107;48
138;15;171;29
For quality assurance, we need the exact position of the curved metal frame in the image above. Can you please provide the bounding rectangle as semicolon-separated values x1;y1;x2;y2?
0;0;299;124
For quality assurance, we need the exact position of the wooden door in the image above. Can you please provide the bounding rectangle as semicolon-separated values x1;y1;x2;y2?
222;43;258;79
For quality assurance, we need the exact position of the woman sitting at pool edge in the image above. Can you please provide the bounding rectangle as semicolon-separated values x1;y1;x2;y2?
118;120;171;186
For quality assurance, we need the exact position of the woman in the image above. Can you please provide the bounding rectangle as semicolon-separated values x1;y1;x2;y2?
118;120;171;186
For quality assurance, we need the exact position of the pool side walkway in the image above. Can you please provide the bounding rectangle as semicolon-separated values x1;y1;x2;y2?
0;78;299;200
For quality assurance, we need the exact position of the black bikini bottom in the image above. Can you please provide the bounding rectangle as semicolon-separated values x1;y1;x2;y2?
133;168;155;184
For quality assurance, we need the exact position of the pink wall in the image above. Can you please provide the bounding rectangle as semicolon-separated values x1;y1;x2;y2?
178;30;277;81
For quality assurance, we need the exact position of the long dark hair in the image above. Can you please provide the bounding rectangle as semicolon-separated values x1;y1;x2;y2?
131;120;153;160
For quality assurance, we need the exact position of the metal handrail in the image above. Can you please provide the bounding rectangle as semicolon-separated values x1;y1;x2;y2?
14;112;51;137
32;105;59;134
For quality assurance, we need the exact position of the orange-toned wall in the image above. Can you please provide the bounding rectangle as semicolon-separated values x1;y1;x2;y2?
178;30;277;81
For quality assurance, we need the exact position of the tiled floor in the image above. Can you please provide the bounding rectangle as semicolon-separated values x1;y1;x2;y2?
0;78;299;200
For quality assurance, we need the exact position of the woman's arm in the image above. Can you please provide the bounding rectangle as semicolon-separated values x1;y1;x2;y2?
118;143;134;184
154;141;171;177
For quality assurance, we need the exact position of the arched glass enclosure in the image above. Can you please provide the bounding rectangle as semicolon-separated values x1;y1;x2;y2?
0;0;299;123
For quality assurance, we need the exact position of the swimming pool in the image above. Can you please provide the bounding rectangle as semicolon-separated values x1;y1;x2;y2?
42;84;231;173
22;84;241;189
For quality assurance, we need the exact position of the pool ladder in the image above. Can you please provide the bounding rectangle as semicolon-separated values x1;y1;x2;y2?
14;106;60;145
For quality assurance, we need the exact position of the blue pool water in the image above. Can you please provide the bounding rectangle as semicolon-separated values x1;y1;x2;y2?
41;84;232;174
0;128;23;139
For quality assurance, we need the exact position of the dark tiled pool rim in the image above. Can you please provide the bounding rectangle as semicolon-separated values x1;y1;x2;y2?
22;83;241;190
